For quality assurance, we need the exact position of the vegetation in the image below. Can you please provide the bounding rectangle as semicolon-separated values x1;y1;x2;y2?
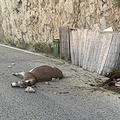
29;42;52;54
0;39;53;54
115;0;120;7
112;67;120;72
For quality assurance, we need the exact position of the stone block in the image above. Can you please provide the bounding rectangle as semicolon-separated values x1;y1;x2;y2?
100;17;106;29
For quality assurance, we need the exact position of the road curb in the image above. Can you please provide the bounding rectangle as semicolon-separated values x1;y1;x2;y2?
0;44;63;63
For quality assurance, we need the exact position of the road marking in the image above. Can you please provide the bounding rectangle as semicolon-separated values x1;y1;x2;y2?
0;43;45;57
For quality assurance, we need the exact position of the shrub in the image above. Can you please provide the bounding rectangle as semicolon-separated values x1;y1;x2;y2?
0;39;52;54
112;67;120;72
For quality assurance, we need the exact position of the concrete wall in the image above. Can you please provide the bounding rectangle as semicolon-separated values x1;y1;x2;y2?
0;0;120;44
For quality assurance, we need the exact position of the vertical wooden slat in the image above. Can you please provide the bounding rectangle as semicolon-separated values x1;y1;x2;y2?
86;30;96;71
59;26;70;61
70;29;74;64
88;31;98;72
82;30;91;70
97;32;112;74
80;29;88;68
74;29;79;65
102;33;120;74
78;29;82;67
60;26;120;75
90;31;100;72
70;29;77;64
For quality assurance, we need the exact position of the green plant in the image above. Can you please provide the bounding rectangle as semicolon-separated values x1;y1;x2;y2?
112;67;120;72
0;39;4;44
115;0;120;7
30;42;52;54
0;39;16;46
0;38;53;55
15;40;30;49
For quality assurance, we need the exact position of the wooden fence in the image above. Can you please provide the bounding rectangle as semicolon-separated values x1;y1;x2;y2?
59;27;120;75
59;26;70;61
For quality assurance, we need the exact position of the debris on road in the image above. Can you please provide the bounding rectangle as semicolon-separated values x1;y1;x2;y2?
45;82;50;85
54;92;57;95
25;86;36;93
12;63;15;65
8;65;12;68
59;91;69;94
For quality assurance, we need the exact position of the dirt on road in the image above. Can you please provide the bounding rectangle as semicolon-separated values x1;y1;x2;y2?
1;44;120;96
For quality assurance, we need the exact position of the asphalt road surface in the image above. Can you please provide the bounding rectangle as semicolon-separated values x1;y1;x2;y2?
0;44;120;120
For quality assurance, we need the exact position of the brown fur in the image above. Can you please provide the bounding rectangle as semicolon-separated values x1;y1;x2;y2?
30;65;63;81
11;65;63;87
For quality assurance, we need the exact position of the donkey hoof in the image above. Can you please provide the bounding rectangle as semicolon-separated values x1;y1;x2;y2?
11;82;17;87
12;73;19;76
25;86;36;93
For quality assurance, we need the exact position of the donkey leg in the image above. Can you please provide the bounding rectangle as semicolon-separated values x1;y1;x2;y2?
11;79;37;87
11;79;27;87
12;72;25;79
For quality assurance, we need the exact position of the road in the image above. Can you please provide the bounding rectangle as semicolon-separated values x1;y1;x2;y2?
0;44;120;120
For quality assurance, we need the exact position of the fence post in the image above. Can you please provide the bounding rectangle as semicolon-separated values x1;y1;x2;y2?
59;26;70;61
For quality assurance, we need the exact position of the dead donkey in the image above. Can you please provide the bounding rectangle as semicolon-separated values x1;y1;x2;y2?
11;65;63;88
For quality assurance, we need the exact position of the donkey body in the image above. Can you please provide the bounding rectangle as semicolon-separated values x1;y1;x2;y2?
11;65;63;87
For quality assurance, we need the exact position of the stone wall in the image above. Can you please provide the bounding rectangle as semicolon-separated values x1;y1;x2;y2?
0;0;120;44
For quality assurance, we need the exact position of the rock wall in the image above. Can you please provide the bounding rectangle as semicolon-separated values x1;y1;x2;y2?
0;0;120;44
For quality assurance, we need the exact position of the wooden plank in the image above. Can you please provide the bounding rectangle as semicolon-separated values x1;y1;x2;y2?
96;34;104;73
83;30;92;70
102;35;114;74
76;29;80;66
90;31;100;72
86;30;97;72
70;30;75;64
78;29;82;67
113;33;120;67
102;33;120;74
59;26;70;61
98;32;112;74
82;30;97;71
80;29;88;68
71;29;79;65
59;27;64;58
74;29;79;65
68;28;120;75
96;33;111;74
70;28;80;66
72;30;76;65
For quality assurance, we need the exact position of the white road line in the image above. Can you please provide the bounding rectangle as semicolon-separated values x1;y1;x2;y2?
0;43;44;56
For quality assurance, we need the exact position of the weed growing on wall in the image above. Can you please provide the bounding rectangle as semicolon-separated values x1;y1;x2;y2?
0;39;53;54
115;0;120;7
30;42;52;54
15;40;31;50
0;39;15;46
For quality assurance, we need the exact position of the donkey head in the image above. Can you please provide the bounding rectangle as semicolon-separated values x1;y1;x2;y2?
11;79;37;88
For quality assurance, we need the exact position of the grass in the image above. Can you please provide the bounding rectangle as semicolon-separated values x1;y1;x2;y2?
29;42;52;54
0;39;53;54
0;39;16;46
